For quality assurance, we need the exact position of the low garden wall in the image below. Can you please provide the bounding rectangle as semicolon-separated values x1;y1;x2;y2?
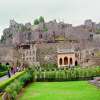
0;71;25;89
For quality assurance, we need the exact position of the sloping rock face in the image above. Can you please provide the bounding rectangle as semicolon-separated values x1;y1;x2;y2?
1;20;32;45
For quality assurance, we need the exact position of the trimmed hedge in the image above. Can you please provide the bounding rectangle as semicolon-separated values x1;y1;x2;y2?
0;64;8;72
34;66;100;81
5;70;34;99
0;71;7;77
0;71;25;89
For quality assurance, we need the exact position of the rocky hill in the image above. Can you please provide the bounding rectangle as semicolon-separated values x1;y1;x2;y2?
1;17;100;46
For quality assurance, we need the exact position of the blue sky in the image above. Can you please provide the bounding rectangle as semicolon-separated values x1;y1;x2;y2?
0;0;100;37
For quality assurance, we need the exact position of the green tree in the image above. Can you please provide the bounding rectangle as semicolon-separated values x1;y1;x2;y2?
39;16;44;23
34;19;39;25
0;35;5;43
43;27;48;32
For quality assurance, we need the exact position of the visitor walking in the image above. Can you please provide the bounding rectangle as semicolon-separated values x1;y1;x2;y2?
6;63;11;78
7;70;11;78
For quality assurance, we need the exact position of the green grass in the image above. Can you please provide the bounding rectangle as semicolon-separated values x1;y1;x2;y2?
19;81;100;100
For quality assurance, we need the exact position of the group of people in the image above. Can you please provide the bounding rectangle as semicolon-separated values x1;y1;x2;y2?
6;63;25;78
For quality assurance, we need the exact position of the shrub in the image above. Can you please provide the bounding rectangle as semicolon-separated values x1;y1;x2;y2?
0;64;8;72
41;63;57;70
0;71;25;89
5;70;35;99
34;66;100;82
0;71;7;77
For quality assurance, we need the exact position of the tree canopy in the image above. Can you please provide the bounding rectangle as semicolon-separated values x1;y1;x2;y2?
34;16;45;25
39;16;44;23
34;19;39;25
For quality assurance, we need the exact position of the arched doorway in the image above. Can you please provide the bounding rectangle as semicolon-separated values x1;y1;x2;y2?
6;62;9;66
64;57;68;65
59;58;62;65
70;58;73;65
75;61;78;66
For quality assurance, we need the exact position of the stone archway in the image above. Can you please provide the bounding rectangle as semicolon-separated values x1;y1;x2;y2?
70;58;73;65
59;58;62;65
75;60;78;66
64;57;68;65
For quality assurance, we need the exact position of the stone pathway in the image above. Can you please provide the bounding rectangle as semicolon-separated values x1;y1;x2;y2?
89;77;100;88
0;73;14;82
0;75;8;82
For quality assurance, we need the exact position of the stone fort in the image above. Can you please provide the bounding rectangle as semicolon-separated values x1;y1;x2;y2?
0;19;100;67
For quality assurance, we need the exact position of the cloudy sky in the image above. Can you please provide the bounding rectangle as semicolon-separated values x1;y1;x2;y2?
0;0;100;37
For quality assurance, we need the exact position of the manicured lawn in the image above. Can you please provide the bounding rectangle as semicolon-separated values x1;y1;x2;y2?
19;81;100;100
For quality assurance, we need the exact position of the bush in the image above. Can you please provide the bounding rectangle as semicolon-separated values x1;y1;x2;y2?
0;71;7;77
0;71;25;89
0;64;8;72
41;63;58;70
5;70;35;99
34;66;100;82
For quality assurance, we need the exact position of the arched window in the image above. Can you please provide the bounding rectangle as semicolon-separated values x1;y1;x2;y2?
70;58;73;65
59;58;62;65
64;57;68;65
75;61;78;66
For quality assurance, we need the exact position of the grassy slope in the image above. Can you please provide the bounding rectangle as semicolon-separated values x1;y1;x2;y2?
19;81;100;100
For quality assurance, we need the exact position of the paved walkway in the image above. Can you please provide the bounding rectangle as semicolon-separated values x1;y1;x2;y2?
0;73;13;82
0;75;9;82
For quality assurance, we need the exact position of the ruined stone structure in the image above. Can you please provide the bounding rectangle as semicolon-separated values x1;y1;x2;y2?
57;49;78;68
1;19;98;45
0;19;100;67
0;44;20;66
0;41;100;67
18;43;39;66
